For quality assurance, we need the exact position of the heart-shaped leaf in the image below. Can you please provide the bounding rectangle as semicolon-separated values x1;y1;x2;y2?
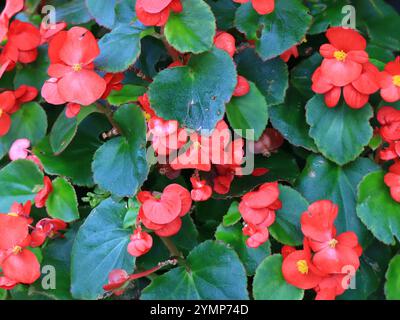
141;240;248;300
71;199;134;300
226;82;269;140
93;104;149;197
46;177;79;222
149;48;236;131
165;0;216;54
0;160;44;212
235;0;312;60
306;95;373;165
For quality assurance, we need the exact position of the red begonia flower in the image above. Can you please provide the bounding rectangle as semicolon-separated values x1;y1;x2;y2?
282;248;324;290
233;76;250;97
43;27;106;106
380;141;400;161
39;21;67;45
377;106;400;142
0;91;16;136
127;229;153;257
34;176;53;208
0;0;24;42
251;167;269;177
233;0;275;15
154;217;182;237
0;275;18;290
190;175;212;202
103;269;130;296
214;32;236;57
1;248;40;284
0;214;29;251
380;57;400;103
9;201;33;224
319;27;368;87
30;218;68;247
138;93;156;119
384;161;400;203
314;274;348;300
66;103;81;118
101;73;124;99
148;117;187;156
242;224;269;248
280;45;299;62
253;128;284;156
301;200;361;274
281;245;296;260
136;0;183;27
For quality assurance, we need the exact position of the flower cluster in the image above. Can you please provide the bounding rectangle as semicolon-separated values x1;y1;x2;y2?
239;182;281;248
282;200;362;300
42;27;106;114
312;27;380;109
376;107;400;203
0;201;67;289
126;184;193;258
380;57;400;103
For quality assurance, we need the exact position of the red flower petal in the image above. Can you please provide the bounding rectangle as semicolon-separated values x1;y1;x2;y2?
325;27;367;52
251;0;275;15
2;249;40;284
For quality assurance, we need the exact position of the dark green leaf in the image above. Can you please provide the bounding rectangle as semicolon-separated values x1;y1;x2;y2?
306;95;373;165
71;199;134;300
141;241;248;300
149;48;236;131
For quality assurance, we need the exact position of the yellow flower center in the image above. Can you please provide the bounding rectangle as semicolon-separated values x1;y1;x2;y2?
296;260;309;275
0;109;3;117
12;246;22;255
144;112;151;122
8;212;18;217
334;50;347;62
193;141;201;150
72;63;82;72
328;238;338;248
393;75;400;87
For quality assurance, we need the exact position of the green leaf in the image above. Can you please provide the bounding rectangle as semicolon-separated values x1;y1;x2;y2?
223;201;241;227
219;151;299;198
0;160;44;212
165;0;216;54
306;95;373;165
235;48;288;106
297;155;380;246
205;0;238;30
96;23;145;72
385;255;400;300
307;0;349;34
107;85;146;106
291;53;323;100
50;106;97;155
149;48;236;131
253;255;304;300
49;0;92;24
357;171;400;245
226;82;268;140
46;177;79;222
86;0;117;28
32;225;79;300
141;241;248;300
235;0;312;60
216;224;271;276
14;46;49;90
269;185;308;246
171;215;199;254
93;105;148;197
71;199;134;300
269;88;317;152
0;102;47;160
34;113;110;187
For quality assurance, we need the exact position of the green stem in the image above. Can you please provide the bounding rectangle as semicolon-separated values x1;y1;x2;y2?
95;102;122;134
